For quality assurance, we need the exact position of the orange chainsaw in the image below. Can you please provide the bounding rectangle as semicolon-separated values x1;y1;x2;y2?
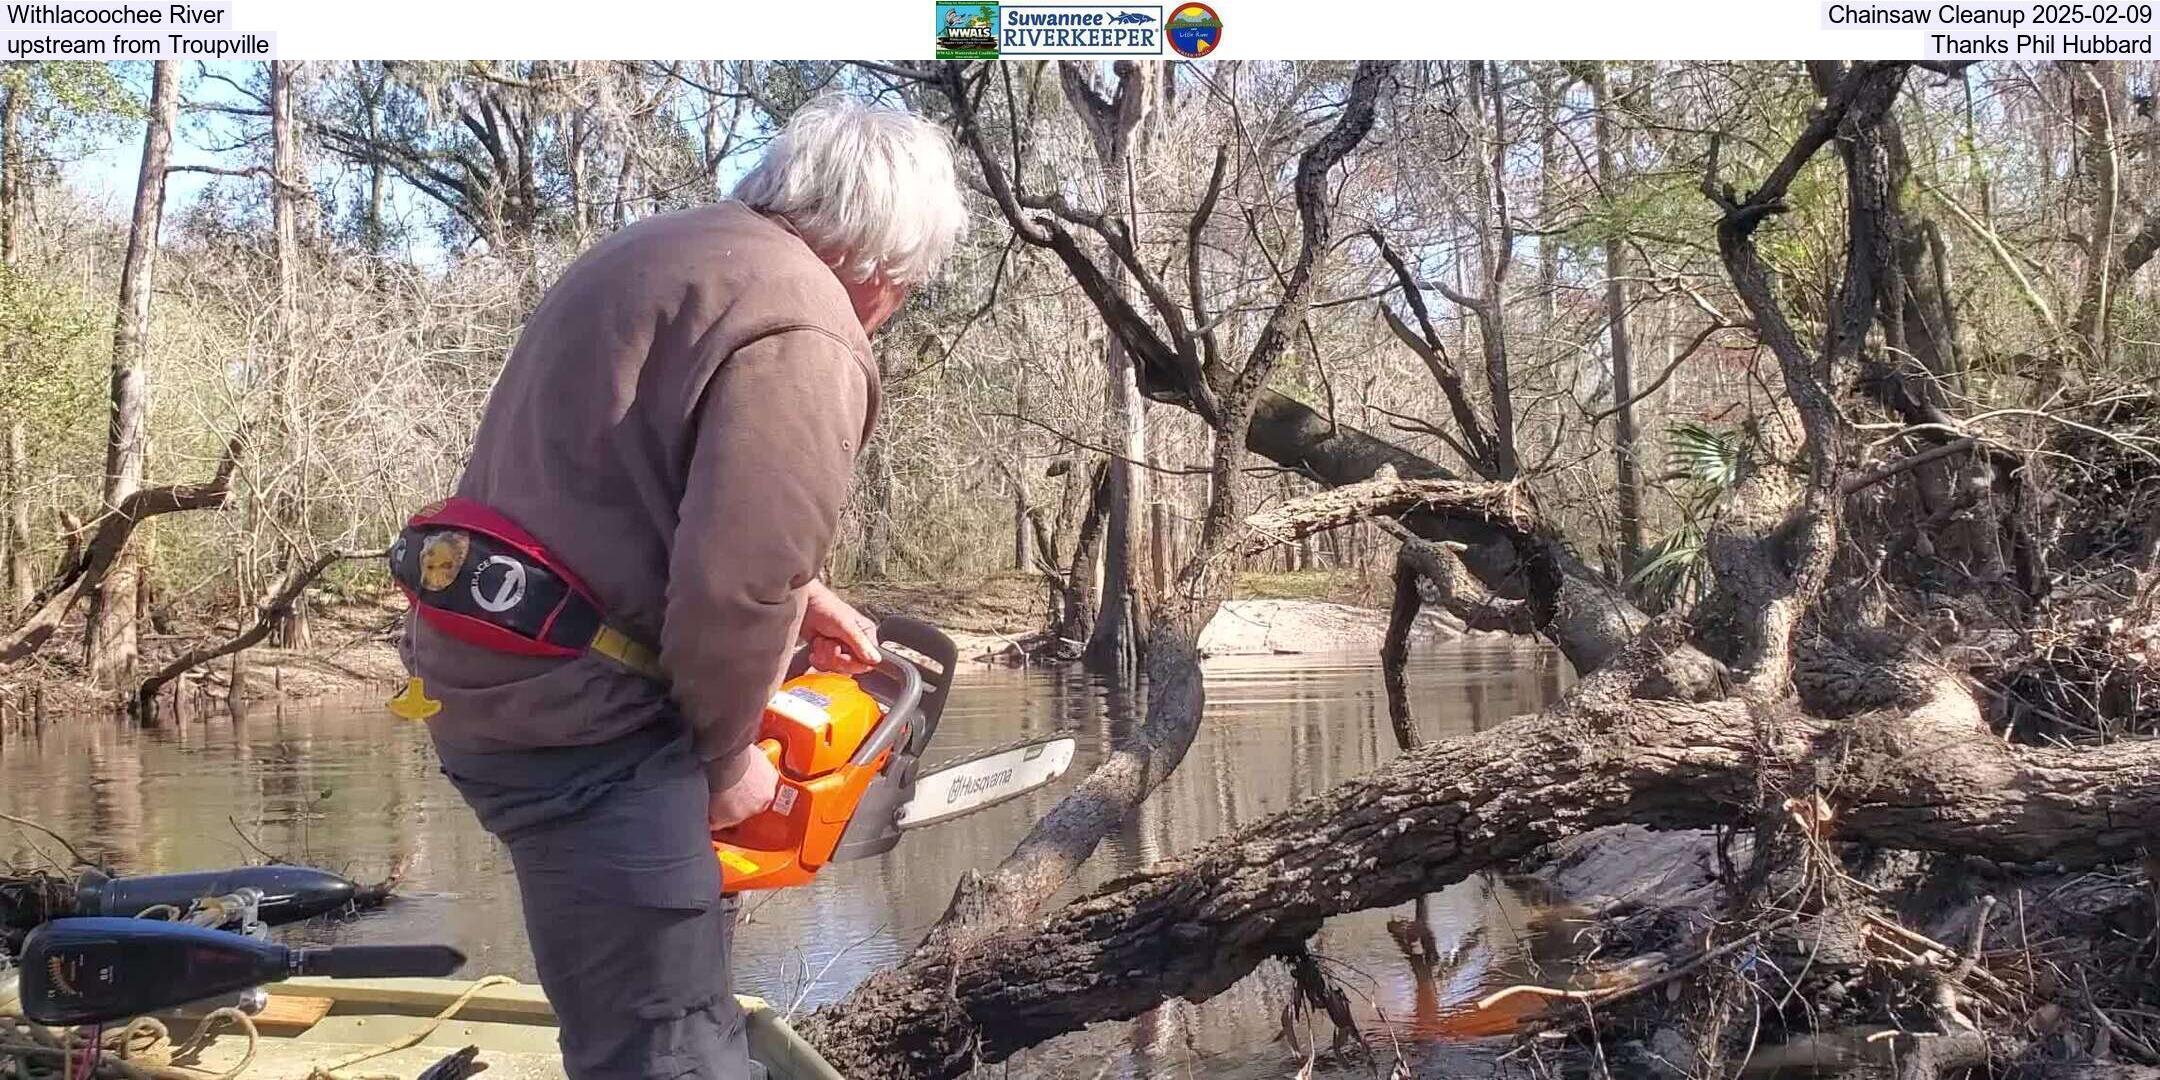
713;616;1076;892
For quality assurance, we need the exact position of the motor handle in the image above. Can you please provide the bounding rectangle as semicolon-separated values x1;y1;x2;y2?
291;944;468;979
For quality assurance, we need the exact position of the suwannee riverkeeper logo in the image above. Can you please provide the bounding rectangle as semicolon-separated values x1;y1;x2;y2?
937;2;1170;56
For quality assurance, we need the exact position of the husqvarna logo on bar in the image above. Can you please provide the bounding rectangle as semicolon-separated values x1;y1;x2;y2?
947;768;1015;803
1000;4;1164;54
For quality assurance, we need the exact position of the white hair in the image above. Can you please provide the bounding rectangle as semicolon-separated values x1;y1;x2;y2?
732;97;969;287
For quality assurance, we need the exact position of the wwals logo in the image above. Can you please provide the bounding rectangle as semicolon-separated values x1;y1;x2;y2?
936;2;1000;57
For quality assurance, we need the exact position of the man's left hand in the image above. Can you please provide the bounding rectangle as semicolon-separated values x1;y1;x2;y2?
801;580;880;673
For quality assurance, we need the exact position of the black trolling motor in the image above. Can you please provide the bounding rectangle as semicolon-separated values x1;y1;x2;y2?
4;865;390;967
72;866;370;926
16;917;466;1026
5;866;373;934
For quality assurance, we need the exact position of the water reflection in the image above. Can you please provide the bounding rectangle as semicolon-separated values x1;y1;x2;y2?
1;641;1571;1077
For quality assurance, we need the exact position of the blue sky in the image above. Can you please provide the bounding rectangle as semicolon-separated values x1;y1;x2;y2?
63;62;243;207
60;62;453;266
63;61;767;269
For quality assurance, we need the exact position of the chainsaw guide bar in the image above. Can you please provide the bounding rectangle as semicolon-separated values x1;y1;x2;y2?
896;735;1080;831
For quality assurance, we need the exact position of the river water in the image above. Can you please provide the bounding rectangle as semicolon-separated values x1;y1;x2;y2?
0;642;1577;1078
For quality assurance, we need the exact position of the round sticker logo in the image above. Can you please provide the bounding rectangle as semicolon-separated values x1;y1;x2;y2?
469;555;528;613
1167;2;1221;57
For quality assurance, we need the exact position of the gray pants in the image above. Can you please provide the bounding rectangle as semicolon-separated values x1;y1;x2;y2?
445;727;750;1080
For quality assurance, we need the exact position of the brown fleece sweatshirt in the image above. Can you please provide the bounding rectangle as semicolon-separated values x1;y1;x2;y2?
404;201;878;772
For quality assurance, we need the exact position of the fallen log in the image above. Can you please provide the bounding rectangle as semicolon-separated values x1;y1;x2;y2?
1374;517;1534;634
1246;389;1647;675
1;437;241;665
1235;475;1537;558
129;547;382;719
799;675;2160;1077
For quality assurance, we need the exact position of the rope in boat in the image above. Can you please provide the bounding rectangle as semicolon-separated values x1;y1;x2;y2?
0;1007;259;1080
5;973;517;1080
302;975;516;1080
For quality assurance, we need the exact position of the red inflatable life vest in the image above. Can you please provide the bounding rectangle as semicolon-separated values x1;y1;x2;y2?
388;498;658;676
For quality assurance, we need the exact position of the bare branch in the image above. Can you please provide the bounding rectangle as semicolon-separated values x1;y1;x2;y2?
1187;145;1229;381
132;548;385;715
3;438;243;664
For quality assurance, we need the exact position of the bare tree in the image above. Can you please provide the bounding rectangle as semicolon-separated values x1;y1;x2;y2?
84;60;178;688
1588;61;1644;574
802;59;1396;1074
267;59;313;647
1060;60;1157;675
2;79;28;610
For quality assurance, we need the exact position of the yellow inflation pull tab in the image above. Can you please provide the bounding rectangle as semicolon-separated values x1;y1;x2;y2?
387;677;441;721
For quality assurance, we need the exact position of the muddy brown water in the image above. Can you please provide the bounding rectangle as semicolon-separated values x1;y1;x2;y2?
1;642;1582;1078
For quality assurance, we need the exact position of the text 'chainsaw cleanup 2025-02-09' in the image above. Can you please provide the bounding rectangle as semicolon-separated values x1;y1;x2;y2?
1821;0;2157;54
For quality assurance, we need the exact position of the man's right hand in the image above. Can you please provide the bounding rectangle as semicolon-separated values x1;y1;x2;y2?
707;742;781;831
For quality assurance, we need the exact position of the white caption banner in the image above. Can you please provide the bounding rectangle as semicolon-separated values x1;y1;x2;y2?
3;2;274;58
1823;1;2155;56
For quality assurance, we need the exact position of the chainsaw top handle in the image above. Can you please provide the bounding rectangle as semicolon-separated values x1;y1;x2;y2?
780;614;958;765
870;614;958;756
847;651;921;767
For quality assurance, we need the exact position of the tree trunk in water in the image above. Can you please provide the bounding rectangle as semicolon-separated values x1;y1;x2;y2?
1;85;29;611
1066;61;1154;677
1084;335;1145;672
86;61;177;689
1592;63;1644;575
269;60;311;649
1379;551;1425;750
1058;461;1110;645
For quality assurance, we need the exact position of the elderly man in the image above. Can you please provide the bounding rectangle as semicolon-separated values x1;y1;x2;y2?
392;99;967;1079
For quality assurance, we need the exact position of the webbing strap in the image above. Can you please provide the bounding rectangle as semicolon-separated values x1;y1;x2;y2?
589;624;664;679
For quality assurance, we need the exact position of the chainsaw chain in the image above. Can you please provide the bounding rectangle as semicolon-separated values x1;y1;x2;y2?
912;732;1077;777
